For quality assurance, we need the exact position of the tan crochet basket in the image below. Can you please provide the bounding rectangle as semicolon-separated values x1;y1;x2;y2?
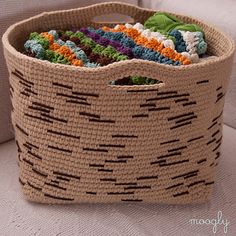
2;2;235;204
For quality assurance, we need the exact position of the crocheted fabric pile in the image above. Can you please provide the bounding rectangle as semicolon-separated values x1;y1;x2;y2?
24;14;207;69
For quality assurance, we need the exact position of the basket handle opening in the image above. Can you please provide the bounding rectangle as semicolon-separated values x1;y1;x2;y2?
93;60;174;90
92;13;135;25
109;76;163;87
77;2;154;25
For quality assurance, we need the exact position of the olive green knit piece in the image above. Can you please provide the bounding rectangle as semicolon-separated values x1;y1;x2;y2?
144;12;204;35
29;32;50;49
92;44;104;54
65;31;74;37
45;50;70;64
101;46;128;61
81;38;97;49
71;31;85;40
130;76;160;85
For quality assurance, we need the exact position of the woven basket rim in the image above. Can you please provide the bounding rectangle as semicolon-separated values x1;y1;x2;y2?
2;2;235;74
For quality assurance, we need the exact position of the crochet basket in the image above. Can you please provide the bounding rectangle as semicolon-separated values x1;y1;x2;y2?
2;2;235;204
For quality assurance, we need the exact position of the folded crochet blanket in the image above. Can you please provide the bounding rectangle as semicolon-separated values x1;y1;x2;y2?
24;12;207;69
23;12;208;84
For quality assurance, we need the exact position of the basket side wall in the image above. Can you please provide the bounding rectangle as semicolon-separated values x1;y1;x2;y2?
4;44;234;203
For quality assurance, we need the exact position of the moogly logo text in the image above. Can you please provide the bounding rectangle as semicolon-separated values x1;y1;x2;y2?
189;211;230;234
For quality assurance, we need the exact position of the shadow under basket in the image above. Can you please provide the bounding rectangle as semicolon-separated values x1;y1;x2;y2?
2;2;235;204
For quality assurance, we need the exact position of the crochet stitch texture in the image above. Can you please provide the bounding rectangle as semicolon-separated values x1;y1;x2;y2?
24;25;206;67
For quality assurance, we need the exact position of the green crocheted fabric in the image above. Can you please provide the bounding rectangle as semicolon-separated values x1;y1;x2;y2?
144;12;204;35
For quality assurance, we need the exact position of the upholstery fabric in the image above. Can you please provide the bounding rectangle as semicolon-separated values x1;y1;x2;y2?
0;0;137;144
141;0;236;128
0;125;235;235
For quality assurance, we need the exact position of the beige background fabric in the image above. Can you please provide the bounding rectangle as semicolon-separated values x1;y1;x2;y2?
0;0;138;144
0;124;235;235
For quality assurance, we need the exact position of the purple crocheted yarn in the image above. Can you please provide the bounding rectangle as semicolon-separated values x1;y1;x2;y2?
87;31;100;41
109;41;121;48
97;37;110;47
80;27;90;35
118;46;133;58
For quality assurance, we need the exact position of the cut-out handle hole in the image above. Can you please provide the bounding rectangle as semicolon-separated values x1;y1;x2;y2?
110;76;163;86
92;13;135;24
